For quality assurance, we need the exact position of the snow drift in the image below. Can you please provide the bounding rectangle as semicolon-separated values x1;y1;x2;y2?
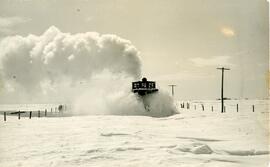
0;26;177;117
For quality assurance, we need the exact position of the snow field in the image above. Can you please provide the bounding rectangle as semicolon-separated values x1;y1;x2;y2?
0;100;269;167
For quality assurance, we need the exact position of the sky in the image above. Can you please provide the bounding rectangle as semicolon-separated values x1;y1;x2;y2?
0;0;269;102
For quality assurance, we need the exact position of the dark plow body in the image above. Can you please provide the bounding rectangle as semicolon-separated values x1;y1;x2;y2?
132;78;158;96
132;78;158;111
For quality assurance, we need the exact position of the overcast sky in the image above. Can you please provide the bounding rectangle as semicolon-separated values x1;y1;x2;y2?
0;0;269;101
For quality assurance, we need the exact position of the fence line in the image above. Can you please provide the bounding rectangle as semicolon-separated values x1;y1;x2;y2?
2;104;67;122
176;100;267;113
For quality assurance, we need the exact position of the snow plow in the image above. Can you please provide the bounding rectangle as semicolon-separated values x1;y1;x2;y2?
132;77;159;111
132;77;158;96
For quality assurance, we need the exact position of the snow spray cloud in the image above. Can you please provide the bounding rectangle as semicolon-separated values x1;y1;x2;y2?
72;73;177;117
0;26;177;117
0;26;141;95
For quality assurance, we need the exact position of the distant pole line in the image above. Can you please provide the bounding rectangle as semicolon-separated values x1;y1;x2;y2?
168;84;176;97
217;67;230;113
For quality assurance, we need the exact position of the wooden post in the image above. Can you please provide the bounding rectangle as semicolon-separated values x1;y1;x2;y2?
45;109;47;117
252;105;255;112
224;106;226;113
18;110;20;120
217;67;230;113
202;104;204;111
29;111;32;119
168;84;176;97
211;106;213;112
221;68;224;113
187;103;189;109
4;112;6;121
38;110;40;118
236;104;239;112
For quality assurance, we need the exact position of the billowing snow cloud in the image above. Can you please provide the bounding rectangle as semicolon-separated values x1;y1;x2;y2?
0;26;141;95
0;26;177;117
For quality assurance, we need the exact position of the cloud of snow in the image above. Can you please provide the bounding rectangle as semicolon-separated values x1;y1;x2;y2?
0;26;177;117
72;73;177;117
0;26;141;95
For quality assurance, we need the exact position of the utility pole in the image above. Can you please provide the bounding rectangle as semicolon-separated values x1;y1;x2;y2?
168;84;176;97
217;67;230;113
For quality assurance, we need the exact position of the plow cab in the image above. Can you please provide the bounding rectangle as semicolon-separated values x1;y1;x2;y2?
132;77;158;96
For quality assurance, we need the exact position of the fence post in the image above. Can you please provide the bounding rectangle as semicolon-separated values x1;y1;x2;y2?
224;106;226;113
236;104;238;112
29;111;32;119
4;112;6;121
45;109;47;117
38;110;40;118
18;110;20;120
202;104;204;111
252;105;255;112
211;106;213;112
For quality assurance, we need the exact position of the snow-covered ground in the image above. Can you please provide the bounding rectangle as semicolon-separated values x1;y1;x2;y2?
0;100;269;167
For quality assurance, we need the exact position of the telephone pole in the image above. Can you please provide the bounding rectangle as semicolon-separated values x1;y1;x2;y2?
168;84;176;97
217;67;230;113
